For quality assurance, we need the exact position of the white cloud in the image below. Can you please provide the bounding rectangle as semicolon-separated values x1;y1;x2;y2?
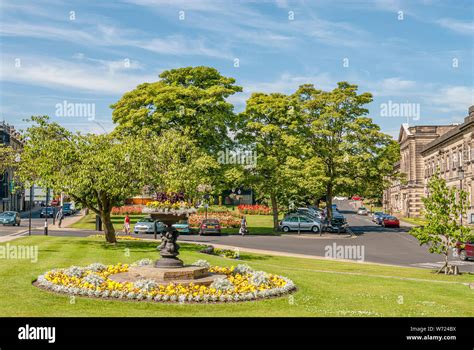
0;55;157;95
437;18;474;36
430;86;474;113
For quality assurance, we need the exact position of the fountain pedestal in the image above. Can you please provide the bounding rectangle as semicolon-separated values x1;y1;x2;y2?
147;212;189;269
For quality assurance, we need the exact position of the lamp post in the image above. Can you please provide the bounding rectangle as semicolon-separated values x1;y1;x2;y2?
458;166;465;226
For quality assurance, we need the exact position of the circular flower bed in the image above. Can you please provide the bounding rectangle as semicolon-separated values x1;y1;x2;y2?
35;260;296;303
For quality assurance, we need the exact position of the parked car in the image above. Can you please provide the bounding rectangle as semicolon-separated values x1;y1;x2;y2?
357;207;368;215
456;240;473;261
51;199;60;206
0;211;21;226
297;207;323;220
40;207;54;218
133;217;165;234
172;219;191;234
375;213;390;225
62;203;75;216
323;212;347;233
279;215;322;233
372;212;385;222
199;219;222;235
382;215;400;228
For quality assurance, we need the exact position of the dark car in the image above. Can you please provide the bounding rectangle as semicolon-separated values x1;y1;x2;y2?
40;208;54;218
324;212;347;233
0;211;21;226
375;214;390;225
199;219;221;235
62;203;75;216
456;240;473;261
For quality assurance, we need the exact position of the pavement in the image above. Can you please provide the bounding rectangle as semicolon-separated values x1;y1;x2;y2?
1;200;473;272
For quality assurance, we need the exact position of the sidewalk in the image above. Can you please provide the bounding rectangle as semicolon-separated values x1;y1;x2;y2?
47;212;85;231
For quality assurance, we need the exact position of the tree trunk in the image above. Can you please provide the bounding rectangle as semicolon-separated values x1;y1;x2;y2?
326;182;333;221
270;193;279;232
101;210;117;243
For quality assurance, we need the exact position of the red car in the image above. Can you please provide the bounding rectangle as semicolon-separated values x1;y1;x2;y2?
199;219;222;235
382;216;400;228
456;240;473;261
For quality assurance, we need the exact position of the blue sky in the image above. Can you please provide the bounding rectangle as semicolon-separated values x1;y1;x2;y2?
0;0;473;138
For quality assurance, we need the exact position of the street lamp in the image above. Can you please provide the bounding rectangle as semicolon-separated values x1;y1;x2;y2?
458;166;465;225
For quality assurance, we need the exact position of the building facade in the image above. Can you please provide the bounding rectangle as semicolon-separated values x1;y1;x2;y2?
0;121;24;212
384;105;474;223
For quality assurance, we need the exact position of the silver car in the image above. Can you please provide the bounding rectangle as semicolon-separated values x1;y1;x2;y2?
134;217;165;234
357;207;368;215
279;215;322;233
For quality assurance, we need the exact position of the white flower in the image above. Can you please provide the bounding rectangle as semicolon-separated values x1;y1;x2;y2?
83;273;105;287
210;277;234;292
233;264;253;275
250;271;269;286
87;263;107;272
133;258;153;267
134;279;158;292
64;266;84;278
192;259;210;268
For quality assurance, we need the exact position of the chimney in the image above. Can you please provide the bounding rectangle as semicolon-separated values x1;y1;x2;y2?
467;105;474;123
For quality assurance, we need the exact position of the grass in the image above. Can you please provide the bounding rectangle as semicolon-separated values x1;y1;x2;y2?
71;212;282;235
400;217;429;226
0;236;473;317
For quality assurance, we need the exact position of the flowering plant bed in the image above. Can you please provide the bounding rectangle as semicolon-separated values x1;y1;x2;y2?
238;205;272;215
144;201;197;216
35;260;296;303
88;234;142;241
111;206;143;215
200;245;240;259
189;213;241;228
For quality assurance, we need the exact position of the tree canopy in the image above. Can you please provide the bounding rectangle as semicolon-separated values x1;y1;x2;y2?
18;116;216;243
111;66;242;155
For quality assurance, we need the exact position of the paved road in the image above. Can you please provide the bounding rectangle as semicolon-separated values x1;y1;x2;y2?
2;200;472;272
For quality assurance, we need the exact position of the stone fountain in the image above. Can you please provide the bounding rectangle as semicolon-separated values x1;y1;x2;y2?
109;208;224;286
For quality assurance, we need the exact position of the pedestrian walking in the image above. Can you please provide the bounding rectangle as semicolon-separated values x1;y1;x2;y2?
124;215;131;235
239;216;248;236
56;207;64;228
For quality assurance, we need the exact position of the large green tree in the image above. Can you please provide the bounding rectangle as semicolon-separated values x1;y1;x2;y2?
18;117;215;243
111;66;242;155
410;172;471;274
294;82;398;219
0;144;15;174
237;92;324;231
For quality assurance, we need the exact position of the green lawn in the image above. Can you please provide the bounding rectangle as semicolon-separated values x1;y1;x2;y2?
71;213;282;235
0;236;473;317
70;213;144;232
400;217;429;226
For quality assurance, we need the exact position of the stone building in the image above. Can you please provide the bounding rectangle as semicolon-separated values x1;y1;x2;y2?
384;105;474;223
0;121;24;211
